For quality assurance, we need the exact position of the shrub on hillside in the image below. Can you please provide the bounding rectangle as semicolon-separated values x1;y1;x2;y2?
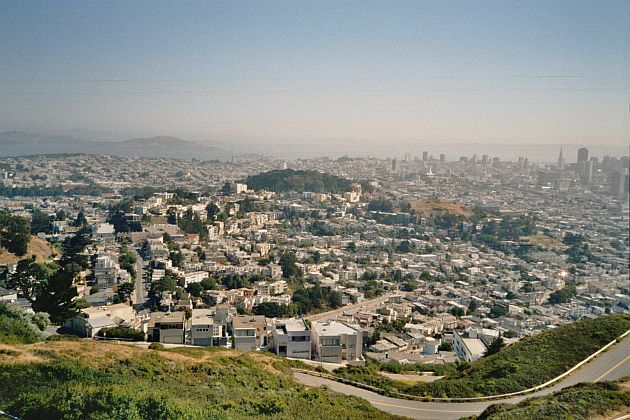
148;342;165;350
97;326;144;341
0;302;44;344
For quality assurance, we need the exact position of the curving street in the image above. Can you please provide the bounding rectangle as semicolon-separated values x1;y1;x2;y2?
294;335;630;419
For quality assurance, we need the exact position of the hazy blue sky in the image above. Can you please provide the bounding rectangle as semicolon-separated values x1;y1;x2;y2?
1;1;628;153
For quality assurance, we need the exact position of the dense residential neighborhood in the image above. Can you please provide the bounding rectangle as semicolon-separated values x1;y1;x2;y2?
0;149;628;369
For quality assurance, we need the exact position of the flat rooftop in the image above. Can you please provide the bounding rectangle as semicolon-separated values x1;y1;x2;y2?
275;318;309;334
191;309;214;326
232;315;266;330
312;321;360;336
462;337;486;355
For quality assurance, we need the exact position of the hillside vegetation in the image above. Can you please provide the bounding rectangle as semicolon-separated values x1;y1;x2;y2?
245;169;353;193
0;339;397;420
475;381;630;420
335;314;630;398
0;302;47;344
0;236;55;265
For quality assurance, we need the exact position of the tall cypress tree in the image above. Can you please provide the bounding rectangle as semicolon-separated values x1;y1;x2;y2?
32;268;78;324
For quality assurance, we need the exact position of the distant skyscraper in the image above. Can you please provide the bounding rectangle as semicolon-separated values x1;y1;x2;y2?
404;153;411;162
422;151;428;161
557;147;565;169
579;160;593;185
392;158;398;171
610;170;629;198
481;155;489;165
439;154;446;163
577;147;589;163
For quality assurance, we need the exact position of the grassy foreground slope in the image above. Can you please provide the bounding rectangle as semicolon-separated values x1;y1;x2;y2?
475;381;630;420
0;341;398;420
335;314;630;398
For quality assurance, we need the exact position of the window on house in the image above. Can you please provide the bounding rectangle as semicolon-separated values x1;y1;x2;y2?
291;335;308;342
320;337;340;346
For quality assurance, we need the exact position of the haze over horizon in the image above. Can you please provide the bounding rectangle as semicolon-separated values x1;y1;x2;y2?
1;1;629;159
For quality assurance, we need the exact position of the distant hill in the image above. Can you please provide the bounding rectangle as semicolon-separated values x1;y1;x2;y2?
116;136;200;148
0;131;83;146
0;131;227;160
245;169;354;193
0;339;394;419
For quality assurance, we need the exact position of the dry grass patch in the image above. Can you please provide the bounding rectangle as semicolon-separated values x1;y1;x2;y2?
410;199;472;218
0;236;55;264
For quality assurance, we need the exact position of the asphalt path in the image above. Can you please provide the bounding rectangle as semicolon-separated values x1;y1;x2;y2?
294;335;630;419
132;250;146;306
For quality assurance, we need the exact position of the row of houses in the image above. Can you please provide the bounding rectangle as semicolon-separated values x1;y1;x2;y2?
63;303;364;364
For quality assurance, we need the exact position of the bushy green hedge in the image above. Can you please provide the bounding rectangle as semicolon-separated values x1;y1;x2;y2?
477;382;630;420
97;326;144;341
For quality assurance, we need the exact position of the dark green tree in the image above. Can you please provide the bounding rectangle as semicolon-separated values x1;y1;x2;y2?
60;227;91;275
279;251;302;279
4;257;53;302
206;203;220;221
484;336;505;356
32;268;78;324
186;282;204;297
0;210;31;256
30;208;53;234
116;282;135;303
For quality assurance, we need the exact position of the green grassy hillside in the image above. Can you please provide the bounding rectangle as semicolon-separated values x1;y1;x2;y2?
335;314;630;398
0;339;398;420
475;381;630;420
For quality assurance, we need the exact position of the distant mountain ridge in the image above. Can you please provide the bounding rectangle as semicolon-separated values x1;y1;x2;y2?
114;136;199;148
0;131;228;160
0;131;85;145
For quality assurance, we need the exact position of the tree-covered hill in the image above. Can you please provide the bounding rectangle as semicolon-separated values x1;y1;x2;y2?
245;169;353;193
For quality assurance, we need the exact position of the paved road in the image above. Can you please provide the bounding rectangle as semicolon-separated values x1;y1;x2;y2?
295;335;630;420
306;293;394;323
132;250;146;306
